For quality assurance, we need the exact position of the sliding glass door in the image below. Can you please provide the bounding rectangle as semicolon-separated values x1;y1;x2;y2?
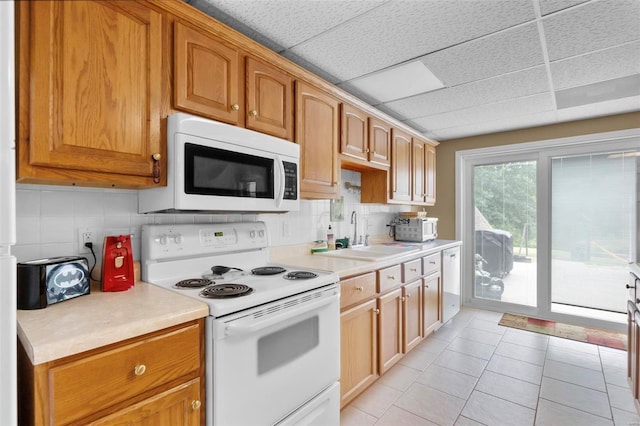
551;150;637;317
458;130;639;329
473;160;537;307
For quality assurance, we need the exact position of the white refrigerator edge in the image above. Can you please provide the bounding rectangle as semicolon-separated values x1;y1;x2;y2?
0;1;17;424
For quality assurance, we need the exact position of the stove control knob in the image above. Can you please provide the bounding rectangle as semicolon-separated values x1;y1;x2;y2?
258;230;265;238
173;234;184;244
159;234;168;245
250;230;256;238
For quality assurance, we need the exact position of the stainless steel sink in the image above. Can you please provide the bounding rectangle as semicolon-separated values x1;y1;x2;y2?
313;245;420;261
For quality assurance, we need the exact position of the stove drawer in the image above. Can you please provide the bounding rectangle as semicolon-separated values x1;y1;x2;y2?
48;321;202;424
341;272;376;308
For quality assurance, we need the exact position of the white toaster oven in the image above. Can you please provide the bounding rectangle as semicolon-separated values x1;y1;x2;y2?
394;217;438;242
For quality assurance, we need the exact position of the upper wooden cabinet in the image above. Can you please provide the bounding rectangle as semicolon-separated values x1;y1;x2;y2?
295;81;340;199
17;0;164;188
390;129;413;202
368;117;392;167
340;105;391;169
246;58;294;140
174;21;242;125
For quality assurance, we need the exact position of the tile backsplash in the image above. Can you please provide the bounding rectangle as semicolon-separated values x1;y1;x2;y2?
14;170;406;269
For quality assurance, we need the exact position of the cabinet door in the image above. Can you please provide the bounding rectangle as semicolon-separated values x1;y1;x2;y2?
295;81;340;199
390;129;412;202
403;280;423;353
368;117;391;167
246;57;293;140
91;379;202;426
22;1;163;187
340;299;378;408
378;288;403;375
425;144;436;204
174;21;241;124
340;103;368;162
423;274;441;336
412;139;426;203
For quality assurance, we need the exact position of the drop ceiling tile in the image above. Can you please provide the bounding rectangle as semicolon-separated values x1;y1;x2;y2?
289;0;535;81
429;111;558;140
556;74;640;108
198;0;386;49
543;0;640;61
382;66;549;119
280;51;342;85
539;0;589;16
421;23;545;86
551;42;640;90
408;92;555;130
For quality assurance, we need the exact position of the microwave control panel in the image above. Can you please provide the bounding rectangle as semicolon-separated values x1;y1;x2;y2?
283;161;298;200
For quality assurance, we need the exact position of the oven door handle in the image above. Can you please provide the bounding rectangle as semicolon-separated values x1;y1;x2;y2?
224;293;338;337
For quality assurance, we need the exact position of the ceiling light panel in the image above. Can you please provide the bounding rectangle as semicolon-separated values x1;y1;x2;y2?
543;0;640;61
287;0;536;82
555;74;640;109
345;61;444;104
409;92;555;130
551;42;640;90
421;23;545;86
382;66;549;119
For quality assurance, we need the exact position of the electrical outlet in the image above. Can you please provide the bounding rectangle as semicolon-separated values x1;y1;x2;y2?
78;229;94;253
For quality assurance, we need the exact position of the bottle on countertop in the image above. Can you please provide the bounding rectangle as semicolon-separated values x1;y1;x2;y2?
327;224;335;250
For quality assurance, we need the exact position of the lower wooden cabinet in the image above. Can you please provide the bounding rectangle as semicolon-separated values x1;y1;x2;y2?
18;319;205;426
378;288;403;375
403;280;423;353
340;299;379;408
423;273;441;336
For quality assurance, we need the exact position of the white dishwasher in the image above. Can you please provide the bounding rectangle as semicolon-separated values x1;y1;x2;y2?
442;246;461;323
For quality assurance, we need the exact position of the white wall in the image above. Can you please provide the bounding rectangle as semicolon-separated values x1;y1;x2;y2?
14;170;405;267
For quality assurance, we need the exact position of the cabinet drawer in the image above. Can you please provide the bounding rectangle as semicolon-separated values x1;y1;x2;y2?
402;259;422;283
423;253;441;276
378;265;402;293
341;272;377;309
49;322;201;424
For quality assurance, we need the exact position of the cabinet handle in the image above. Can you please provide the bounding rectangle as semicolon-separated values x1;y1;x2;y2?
410;268;417;272
627;284;636;289
365;148;370;153
192;400;202;411
425;284;429;288
374;308;380;315
405;293;411;298
355;286;364;292
134;364;146;376
387;276;395;281
249;109;258;117
401;297;405;302
230;103;240;111
151;153;161;184
429;261;436;265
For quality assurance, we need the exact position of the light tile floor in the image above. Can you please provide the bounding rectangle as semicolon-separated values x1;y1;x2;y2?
340;308;640;426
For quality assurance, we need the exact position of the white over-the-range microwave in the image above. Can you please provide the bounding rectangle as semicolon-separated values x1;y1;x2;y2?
139;113;299;213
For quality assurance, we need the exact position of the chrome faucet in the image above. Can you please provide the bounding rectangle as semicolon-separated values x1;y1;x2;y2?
350;210;358;246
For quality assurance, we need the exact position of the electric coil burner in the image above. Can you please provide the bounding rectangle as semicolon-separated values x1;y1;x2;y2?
200;284;253;298
251;266;286;275
175;278;213;288
284;271;319;280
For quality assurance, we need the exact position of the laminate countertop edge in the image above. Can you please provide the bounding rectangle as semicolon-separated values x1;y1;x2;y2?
17;281;210;365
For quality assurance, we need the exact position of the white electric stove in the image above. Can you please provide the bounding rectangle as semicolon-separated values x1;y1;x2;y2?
141;222;341;426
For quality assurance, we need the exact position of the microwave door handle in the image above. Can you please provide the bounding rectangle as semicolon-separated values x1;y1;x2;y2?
275;157;285;208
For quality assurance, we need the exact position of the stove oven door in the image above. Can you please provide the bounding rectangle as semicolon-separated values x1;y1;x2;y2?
207;284;340;426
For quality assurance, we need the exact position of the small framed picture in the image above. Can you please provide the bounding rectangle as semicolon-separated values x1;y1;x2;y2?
330;196;344;222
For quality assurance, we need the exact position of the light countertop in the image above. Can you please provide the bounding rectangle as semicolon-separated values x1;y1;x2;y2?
270;239;462;278
17;281;209;365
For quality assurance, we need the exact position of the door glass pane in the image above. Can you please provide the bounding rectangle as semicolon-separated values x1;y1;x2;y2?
473;161;537;306
551;151;637;316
